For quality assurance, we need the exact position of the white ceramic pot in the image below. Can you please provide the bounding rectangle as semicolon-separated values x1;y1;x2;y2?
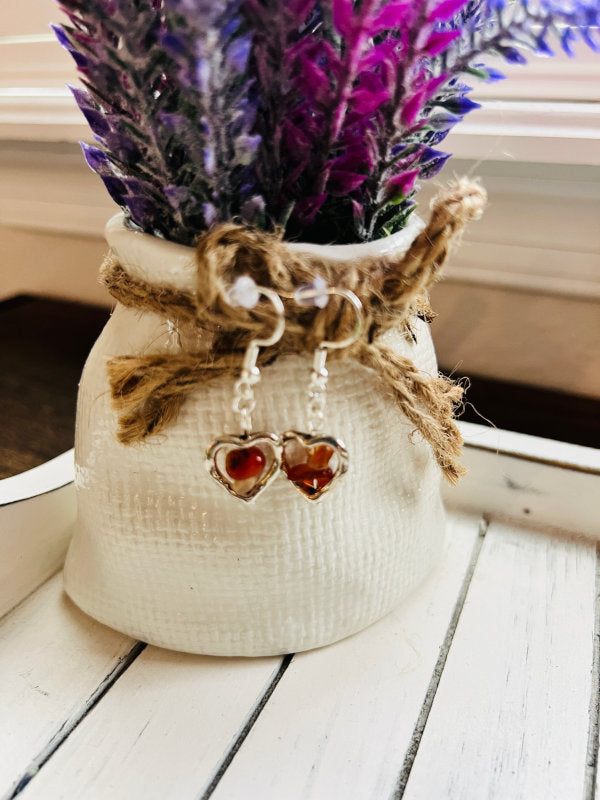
64;213;446;656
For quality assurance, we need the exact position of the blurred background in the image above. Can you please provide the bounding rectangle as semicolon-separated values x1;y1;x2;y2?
1;0;599;476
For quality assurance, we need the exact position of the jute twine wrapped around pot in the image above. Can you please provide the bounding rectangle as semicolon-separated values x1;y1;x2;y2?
101;178;486;483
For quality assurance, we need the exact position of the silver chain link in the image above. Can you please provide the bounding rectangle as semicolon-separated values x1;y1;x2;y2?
232;366;260;433
307;347;329;434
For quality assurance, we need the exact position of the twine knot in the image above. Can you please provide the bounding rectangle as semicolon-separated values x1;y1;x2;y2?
102;178;486;483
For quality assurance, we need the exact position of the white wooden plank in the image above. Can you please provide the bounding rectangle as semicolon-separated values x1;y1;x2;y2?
0;573;136;800
18;647;284;799
403;521;596;800
444;423;600;539
0;451;75;618
207;512;482;800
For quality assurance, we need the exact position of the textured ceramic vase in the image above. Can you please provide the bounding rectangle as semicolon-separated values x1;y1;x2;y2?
64;213;447;656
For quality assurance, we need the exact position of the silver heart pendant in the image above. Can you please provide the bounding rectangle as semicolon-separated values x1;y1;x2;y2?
281;431;349;502
206;432;282;503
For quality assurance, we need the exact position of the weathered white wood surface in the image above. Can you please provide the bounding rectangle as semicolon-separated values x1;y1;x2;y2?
446;422;600;539
18;641;283;800
209;512;482;800
1;432;599;800
0;450;75;618
403;520;597;800
0;573;136;800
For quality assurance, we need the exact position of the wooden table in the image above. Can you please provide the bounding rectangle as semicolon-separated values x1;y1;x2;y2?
1;422;598;800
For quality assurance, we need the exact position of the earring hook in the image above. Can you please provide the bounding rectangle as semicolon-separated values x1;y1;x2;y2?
226;277;285;349
293;283;364;351
226;277;285;375
321;288;363;351
251;286;285;349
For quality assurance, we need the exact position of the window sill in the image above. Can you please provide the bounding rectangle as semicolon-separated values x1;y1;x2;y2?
1;91;598;165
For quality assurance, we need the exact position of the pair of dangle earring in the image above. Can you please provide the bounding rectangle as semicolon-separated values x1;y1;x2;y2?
206;276;363;503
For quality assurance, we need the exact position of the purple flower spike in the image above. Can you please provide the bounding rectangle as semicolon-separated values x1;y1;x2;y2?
384;170;419;201
560;28;576;57
428;0;470;23
203;203;217;226
80;142;111;174
123;195;157;223
418;150;451;179
227;36;252;71
101;176;127;205
424;29;461;57
240;195;266;224
496;44;528;65
328;170;368;196
293;194;327;226
483;67;505;82
437;96;481;115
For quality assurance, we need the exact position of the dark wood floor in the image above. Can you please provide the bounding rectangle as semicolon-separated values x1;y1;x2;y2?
0;296;110;479
1;295;598;479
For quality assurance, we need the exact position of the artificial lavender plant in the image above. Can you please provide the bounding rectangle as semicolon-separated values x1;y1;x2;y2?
55;0;599;245
55;0;261;244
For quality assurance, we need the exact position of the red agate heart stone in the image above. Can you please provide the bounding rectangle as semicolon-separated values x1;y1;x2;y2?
225;446;266;480
284;444;335;493
206;433;282;503
282;433;347;500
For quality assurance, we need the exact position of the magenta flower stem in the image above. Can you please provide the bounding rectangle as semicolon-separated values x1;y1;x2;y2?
314;0;381;198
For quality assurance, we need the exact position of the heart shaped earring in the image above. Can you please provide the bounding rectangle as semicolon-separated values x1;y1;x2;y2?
206;276;285;503
281;280;364;502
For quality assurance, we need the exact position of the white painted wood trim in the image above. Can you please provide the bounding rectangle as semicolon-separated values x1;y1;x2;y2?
402;520;597;800
0;90;84;142
0;449;75;618
0;144;115;238
443;422;600;540
459;420;600;473
442;240;600;300
0;448;73;506
1;87;598;164
446;100;600;165
470;47;600;103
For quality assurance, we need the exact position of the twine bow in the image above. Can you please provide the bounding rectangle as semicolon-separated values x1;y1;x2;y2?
102;178;486;483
